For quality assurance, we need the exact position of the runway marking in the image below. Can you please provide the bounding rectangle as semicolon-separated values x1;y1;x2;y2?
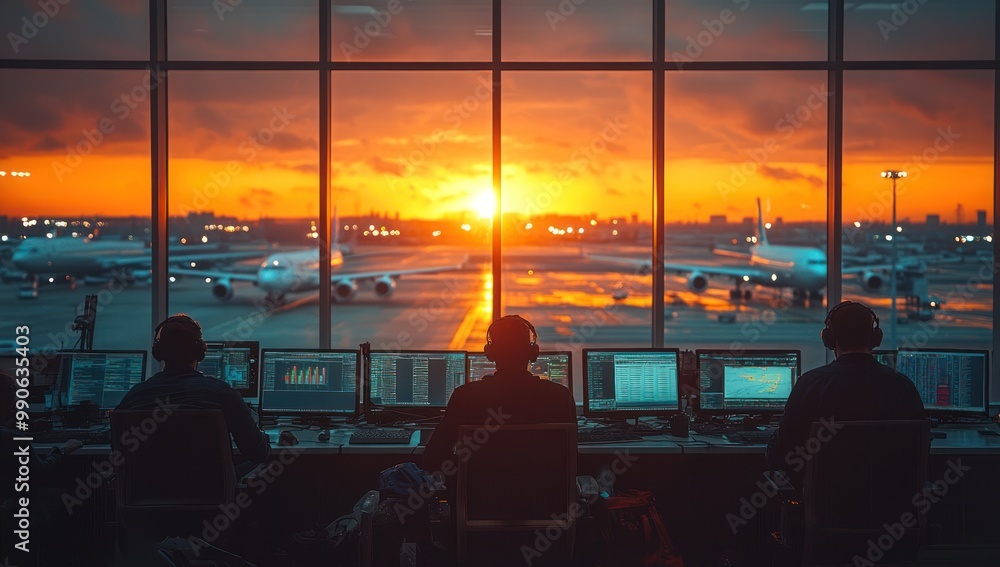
449;305;481;350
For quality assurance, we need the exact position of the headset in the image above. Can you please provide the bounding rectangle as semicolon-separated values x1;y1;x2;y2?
152;314;207;363
484;315;540;363
821;301;882;351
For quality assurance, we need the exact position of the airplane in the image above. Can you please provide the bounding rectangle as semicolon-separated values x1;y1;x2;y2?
8;237;264;288
170;245;468;305
588;198;940;303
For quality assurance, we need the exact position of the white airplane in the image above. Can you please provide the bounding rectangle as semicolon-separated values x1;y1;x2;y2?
589;198;937;302
9;237;262;287
171;245;467;305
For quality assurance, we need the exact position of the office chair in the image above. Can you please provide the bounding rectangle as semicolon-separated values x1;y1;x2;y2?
767;420;931;566
455;423;577;567
111;410;238;562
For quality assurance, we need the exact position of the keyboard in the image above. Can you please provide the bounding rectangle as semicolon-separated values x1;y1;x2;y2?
348;428;414;445
725;430;776;444
31;428;111;445
578;429;643;444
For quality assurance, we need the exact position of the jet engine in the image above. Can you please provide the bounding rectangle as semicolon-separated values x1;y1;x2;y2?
373;276;396;299
687;272;709;292
333;279;358;302
212;279;234;301
860;271;883;292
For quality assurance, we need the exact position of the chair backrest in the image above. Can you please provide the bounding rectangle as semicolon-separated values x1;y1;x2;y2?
111;410;236;513
455;423;577;566
802;419;931;561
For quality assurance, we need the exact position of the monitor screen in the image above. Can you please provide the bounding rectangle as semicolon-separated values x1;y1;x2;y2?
201;341;259;400
895;349;989;415
368;351;466;408
58;350;147;410
583;349;679;417
872;350;896;370
466;351;572;390
697;350;799;413
260;350;359;415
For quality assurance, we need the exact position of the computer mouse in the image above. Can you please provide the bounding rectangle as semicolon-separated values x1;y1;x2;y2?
317;429;330;442
278;430;299;446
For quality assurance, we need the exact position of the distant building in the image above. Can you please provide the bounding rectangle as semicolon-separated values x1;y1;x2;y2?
977;210;987;228
926;214;940;226
709;215;727;225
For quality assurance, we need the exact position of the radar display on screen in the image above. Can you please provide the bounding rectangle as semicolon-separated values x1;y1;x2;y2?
697;350;799;412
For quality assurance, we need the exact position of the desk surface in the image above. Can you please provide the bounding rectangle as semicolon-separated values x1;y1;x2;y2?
35;423;1000;457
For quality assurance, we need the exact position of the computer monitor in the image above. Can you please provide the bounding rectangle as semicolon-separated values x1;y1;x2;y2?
466;351;573;390
895;349;989;416
57;350;147;410
696;350;799;413
583;349;680;418
260;349;359;415
0;354;62;387
872;350;896;370
201;341;259;401
368;350;467;412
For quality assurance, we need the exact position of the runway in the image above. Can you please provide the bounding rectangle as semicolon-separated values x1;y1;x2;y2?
1;244;992;401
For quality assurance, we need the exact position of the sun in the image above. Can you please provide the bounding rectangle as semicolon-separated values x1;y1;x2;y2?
474;189;496;220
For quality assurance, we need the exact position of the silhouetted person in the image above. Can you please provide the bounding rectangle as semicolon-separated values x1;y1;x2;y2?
423;315;576;482
116;314;269;467
767;301;924;487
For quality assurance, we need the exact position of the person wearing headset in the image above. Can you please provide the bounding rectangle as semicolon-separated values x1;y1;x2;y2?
766;301;924;487
115;314;270;466
422;315;577;484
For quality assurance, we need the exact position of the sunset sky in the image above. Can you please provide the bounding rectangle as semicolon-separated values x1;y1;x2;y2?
0;1;994;225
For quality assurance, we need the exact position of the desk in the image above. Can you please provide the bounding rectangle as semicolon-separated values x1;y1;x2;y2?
29;424;1000;566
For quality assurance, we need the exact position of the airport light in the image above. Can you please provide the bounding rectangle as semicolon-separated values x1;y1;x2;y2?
881;169;906;349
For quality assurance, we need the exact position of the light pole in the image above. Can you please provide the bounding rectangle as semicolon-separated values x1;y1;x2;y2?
881;170;906;348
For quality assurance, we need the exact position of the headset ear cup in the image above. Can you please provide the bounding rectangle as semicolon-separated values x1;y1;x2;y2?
484;343;495;362
152;341;163;362
821;328;836;351
196;340;207;362
869;327;883;350
528;344;540;363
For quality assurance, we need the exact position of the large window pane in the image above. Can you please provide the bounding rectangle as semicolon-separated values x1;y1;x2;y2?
842;71;993;364
0;70;152;366
845;0;995;61
168;71;320;348
502;0;651;61
0;0;148;60
332;0;491;62
666;71;828;370
502;71;653;401
331;71;490;350
666;0;827;63
168;0;318;61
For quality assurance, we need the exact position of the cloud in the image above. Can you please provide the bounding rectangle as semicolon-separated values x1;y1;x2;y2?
760;165;823;188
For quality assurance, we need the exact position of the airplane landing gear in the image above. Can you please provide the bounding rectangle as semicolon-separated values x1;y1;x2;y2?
266;291;286;309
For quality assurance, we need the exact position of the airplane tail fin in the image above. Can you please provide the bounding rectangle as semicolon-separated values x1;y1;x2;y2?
756;198;769;246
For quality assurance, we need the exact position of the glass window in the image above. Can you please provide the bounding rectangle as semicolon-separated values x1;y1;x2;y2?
0;0;148;60
842;70;993;355
502;0;652;61
331;0;491;62
330;71;490;350
168;71;320;348
0;70;152;365
666;0;827;63
845;0;995;61
502;71;652;401
168;0;319;61
665;71;828;370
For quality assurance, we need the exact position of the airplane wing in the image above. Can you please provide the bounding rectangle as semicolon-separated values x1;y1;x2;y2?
586;254;763;283
327;259;469;283
169;267;260;283
91;250;266;273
